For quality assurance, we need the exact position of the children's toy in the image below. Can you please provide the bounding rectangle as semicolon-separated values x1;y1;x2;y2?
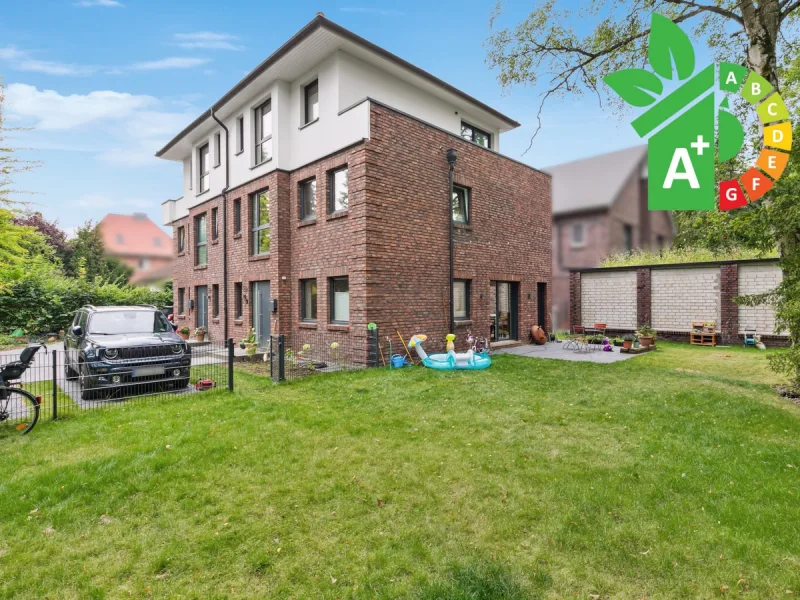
408;334;491;371
445;333;455;353
744;328;757;347
195;379;216;391
390;354;407;368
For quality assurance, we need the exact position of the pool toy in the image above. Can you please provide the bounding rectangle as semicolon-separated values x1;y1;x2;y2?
408;334;491;371
445;333;455;353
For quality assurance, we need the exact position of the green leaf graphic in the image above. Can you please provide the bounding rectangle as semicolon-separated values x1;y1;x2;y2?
648;14;695;80
603;69;664;107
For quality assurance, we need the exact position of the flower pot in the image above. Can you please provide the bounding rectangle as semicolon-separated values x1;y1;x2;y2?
179;332;190;340
613;341;623;347
623;340;632;350
639;336;654;348
195;333;206;342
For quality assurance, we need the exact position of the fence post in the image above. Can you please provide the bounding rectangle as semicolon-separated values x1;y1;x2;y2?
227;338;234;392
368;326;379;368
278;334;285;382
51;349;58;420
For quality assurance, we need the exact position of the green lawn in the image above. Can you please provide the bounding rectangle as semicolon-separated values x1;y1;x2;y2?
2;343;799;598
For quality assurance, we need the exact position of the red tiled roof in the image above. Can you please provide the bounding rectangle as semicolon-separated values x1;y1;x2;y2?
98;213;173;259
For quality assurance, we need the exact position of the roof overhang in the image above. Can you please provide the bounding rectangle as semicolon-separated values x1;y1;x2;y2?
156;14;520;161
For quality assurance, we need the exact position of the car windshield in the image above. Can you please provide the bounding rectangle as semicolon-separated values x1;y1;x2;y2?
88;311;172;335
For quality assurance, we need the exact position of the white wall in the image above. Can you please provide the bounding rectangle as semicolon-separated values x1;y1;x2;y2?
651;267;720;331
738;264;787;335
581;271;637;329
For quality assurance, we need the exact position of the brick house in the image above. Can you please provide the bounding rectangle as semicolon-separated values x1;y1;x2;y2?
98;213;173;289
547;146;675;329
158;14;551;359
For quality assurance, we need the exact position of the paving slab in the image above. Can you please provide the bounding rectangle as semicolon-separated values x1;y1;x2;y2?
494;342;645;363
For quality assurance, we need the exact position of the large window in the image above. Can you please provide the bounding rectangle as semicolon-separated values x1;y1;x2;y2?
329;167;348;213
178;288;185;314
452;185;470;224
304;79;319;124
251;190;270;255
235;115;244;154
301;279;317;322
254;99;272;165
461;121;492;149
177;226;185;253
194;213;207;266
198;143;210;193
211;207;218;241
212;284;219;318
454;280;470;320
234;282;243;319
233;198;242;234
570;223;585;247
299;178;316;220
329;277;349;324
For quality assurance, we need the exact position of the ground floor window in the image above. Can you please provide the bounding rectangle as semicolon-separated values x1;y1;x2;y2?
178;288;185;314
212;284;219;318
454;279;470;320
301;279;317;322
235;283;243;319
330;276;349;323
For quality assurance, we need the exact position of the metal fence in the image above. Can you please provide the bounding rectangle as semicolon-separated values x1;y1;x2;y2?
0;340;234;421
268;327;380;382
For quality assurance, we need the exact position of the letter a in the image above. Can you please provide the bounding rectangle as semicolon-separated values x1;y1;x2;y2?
663;148;700;189
725;71;738;86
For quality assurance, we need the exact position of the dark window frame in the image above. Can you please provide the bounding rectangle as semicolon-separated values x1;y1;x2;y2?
623;224;634;252
304;79;319;125
250;189;270;255
460;121;492;149
328;166;349;214
233;198;242;234
234;282;243;319
453;279;470;321
452;184;470;224
254;99;272;165
299;177;317;221
235;115;244;154
198;143;210;193
300;278;318;322
178;288;186;315
213;132;221;167
177;226;185;253
194;213;207;266
329;276;350;324
211;207;218;240
212;284;219;318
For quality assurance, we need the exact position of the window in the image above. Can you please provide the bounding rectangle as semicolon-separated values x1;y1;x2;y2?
254;99;272;164
188;158;193;190
329;277;349;323
236;116;244;154
214;132;221;167
304;79;319;124
461;121;492;149
301;279;317;322
233;198;242;234
116;233;124;244
211;207;218;241
624;224;633;252
177;226;185;253
251;189;270;255
195;213;207;266
570;223;585;247
234;282;243;319
452;185;470;223
454;280;470;320
329;167;348;213
299;178;316;220
657;235;665;249
137;258;150;269
178;288;186;314
198;143;210;193
154;237;162;247
212;284;219;317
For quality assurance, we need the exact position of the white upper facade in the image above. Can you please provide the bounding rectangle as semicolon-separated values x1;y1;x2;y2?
159;14;519;225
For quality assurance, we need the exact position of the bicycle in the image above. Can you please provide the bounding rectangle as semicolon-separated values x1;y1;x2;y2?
0;344;44;438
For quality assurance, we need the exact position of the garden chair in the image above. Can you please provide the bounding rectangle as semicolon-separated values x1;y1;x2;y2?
563;325;585;351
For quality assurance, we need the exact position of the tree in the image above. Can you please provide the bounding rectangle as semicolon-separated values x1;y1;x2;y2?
64;221;133;284
14;211;69;263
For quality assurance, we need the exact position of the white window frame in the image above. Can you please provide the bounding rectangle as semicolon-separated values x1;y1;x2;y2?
213;132;221;168
570;223;586;248
198;143;210;194
235;115;244;155
253;98;272;165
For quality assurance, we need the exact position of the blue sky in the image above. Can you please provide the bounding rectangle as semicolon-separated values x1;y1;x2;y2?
1;0;643;234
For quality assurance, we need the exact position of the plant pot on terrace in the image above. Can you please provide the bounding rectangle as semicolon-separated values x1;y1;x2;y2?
178;327;190;341
637;325;656;348
194;328;206;342
622;335;635;350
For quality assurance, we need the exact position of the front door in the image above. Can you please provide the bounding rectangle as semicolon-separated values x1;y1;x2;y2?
537;282;547;328
196;286;208;331
252;281;271;348
491;282;519;342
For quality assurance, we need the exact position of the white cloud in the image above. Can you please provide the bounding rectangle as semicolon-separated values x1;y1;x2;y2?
339;7;405;16
130;57;210;71
172;32;244;51
0;46;96;76
73;0;124;7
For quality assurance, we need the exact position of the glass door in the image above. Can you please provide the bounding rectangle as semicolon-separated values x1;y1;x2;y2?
491;282;518;342
252;281;271;348
195;286;208;330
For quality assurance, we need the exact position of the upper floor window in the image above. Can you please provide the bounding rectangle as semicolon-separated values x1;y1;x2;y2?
570;223;585;248
235;115;244;154
301;279;317;322
195;213;207;266
304;79;319;124
299;178;316;220
624;224;633;252
212;284;220;317
461;121;491;149
198;143;210;193
454;279;470;320
211;207;219;241
329;276;349;324
177;226;185;253
116;233;124;244
233;198;242;234
138;258;150;270
657;235;665;249
213;132;221;167
329;167;348;213
452;185;470;224
254;99;272;164
188;158;193;190
251;189;270;255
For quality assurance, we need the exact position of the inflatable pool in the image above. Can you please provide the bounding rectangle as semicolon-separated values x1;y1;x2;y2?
408;334;491;370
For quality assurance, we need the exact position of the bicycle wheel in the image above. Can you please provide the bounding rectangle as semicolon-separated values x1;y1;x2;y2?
0;387;40;438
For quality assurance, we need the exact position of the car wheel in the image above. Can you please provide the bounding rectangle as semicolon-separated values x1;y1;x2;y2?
78;361;96;401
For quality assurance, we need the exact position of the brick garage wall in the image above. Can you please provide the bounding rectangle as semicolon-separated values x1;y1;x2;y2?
580;271;636;329
365;103;552;353
738;263;787;335
651;267;720;331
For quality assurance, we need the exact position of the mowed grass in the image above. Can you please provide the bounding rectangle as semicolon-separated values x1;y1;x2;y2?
1;343;800;598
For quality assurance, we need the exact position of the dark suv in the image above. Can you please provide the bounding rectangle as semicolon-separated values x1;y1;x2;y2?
64;305;191;400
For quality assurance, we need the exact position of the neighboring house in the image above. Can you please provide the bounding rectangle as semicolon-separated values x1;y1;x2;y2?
98;213;173;290
547;146;675;330
158;13;551;356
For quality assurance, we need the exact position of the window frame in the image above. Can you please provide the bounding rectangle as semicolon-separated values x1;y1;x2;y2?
300;279;318;323
453;279;470;321
570;223;585;248
234;282;243;320
623;224;633;252
177;226;185;253
299;177;317;221
213;132;221;168
452;184;470;224
328;166;349;214
460;121;492;149
194;213;207;266
253;98;272;165
233;198;242;234
235;115;244;154
178;288;186;315
198;143;210;193
212;284;219;318
250;189;270;255
211;207;218;241
304;79;319;125
329;276;350;324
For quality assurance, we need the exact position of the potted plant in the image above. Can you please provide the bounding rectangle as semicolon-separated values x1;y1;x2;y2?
637;324;656;348
612;337;624;347
194;327;206;342
622;334;635;350
178;326;190;341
